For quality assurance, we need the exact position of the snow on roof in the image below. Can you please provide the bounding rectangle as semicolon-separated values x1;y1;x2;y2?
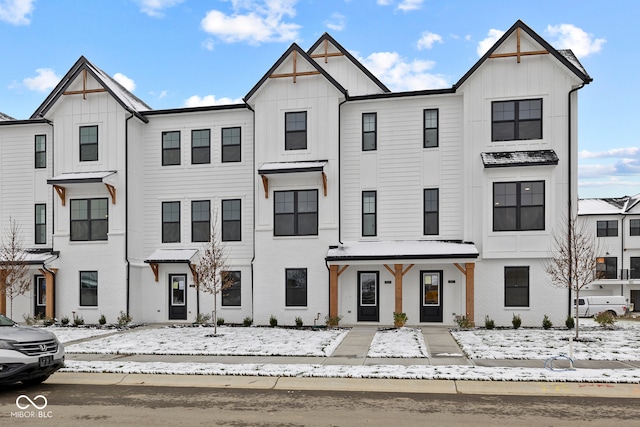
558;49;591;81
326;240;478;262
145;249;198;263
47;171;116;184
0;112;15;121
481;150;558;168
87;61;152;113
0;250;57;264
258;160;327;174
579;198;626;215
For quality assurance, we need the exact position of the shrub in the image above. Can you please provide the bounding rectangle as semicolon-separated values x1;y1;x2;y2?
99;314;107;325
454;314;474;329
73;315;85;326
393;312;408;328
511;313;522;329
23;314;35;325
325;315;342;328
484;315;495;330
43;317;54;327
117;310;132;326
61;315;70;326
243;316;253;327
195;312;211;324
269;315;278;327
565;315;575;329
594;311;616;328
542;314;553;330
295;316;303;327
216;317;225;326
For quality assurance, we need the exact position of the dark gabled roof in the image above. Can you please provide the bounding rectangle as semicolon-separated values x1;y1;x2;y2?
0;112;15;121
307;32;390;93
142;103;249;117
455;20;592;89
244;43;348;102
31;56;152;123
481;150;559;168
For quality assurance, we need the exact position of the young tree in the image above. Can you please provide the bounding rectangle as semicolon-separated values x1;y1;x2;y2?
194;216;235;336
545;213;603;339
0;219;31;319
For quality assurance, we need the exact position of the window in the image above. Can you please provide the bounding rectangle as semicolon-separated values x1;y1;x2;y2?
162;201;180;243
191;129;210;164
80;271;98;306
79;125;98;161
191;200;210;242
596;257;617;279
70;199;108;241
222;127;241;162
505;266;529;307
492;99;542;141
362;191;376;236
285;111;307;150
35;135;46;168
362;113;376;151
286;268;307;306
274;190;318;236
493;181;544;231
631;257;640;279
222;199;241;241
222;271;241;306
597;220;618;237
35;204;46;244
631;219;640;236
423;109;438;148
162;131;180;166
424;189;439;235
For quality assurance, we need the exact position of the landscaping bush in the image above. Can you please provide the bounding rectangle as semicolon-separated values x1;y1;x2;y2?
542;314;553;330
194;313;211;324
511;313;522;329
594;311;616;328
99;314;107;325
484;315;495;330
325;315;342;328
565;315;575;329
393;312;408;328
269;315;278;327
295;316;303;327
243;316;253;327
61;315;70;326
73;315;85;326
454;314;474;329
117;310;132;326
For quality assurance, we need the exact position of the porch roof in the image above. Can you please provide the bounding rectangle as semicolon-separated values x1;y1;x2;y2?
258;160;327;175
325;240;479;263
47;171;116;184
144;249;198;264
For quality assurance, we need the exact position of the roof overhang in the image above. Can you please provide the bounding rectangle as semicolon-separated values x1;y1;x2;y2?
144;249;199;282
481;150;558;168
47;171;117;206
0;249;58;265
326;241;479;264
258;160;328;198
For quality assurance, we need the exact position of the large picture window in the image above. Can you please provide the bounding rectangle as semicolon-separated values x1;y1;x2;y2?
285;111;307;150
493;181;544;231
492;99;542;141
222;127;241;162
70;198;108;241
424;188;439;235
222;271;241;306
162;131;180;166
222;199;241;241
162;201;180;243
423;109;438;148
191;129;210;164
79;125;98;161
274;190;318;236
35;134;46;168
505;266;529;307
597;220;618;237
362;191;376;237
285;268;307;307
191;200;210;242
80;271;98;306
35;204;46;244
362;113;377;151
596;256;617;279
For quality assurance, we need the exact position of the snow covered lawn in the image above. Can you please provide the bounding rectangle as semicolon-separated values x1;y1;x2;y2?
368;328;427;358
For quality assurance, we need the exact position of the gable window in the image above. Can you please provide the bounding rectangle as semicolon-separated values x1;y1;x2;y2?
423;109;438;148
79;125;98;161
222;127;241;162
222;199;241;241
492;99;542;141
191;200;210;242
191;129;210;164
631;257;640;279
285;111;307;150
285;268;307;307
362;191;376;236
222;271;241;306
505;266;529;307
162;131;180;166
596;257;617;279
493;181;544;231
362;113;377;151
597;220;618;237
35;135;46;168
70;198;108;241
424;188;439;235
631;219;640;236
80;271;98;306
35;204;46;245
274;190;318;236
162;201;180;243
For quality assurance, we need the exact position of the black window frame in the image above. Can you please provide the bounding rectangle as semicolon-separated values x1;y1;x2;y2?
362;112;377;151
630;219;640;236
221;271;241;306
162;130;181;166
79;271;98;307
493;181;545;232
504;266;529;307
631;257;640;279
191;129;210;165
424;188;439;235
285;268;307;307
162;201;180;243
362;191;376;237
79;125;98;162
423;109;438;148
596;220;618;237
35;204;46;245
492;98;542;141
70;198;108;241
222;127;241;163
285;111;307;150
596;256;617;279
35;134;46;168
191;200;210;242
222;199;241;242
274;190;318;236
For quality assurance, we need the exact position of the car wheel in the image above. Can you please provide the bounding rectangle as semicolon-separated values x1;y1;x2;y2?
21;375;50;386
607;310;617;317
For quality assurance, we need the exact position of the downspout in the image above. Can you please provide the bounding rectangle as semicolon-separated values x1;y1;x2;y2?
621;214;626;296
125;112;134;316
243;100;256;322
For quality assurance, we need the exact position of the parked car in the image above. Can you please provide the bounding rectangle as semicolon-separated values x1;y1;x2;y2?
0;314;64;386
574;296;628;317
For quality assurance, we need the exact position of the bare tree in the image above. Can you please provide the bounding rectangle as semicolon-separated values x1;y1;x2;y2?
545;213;603;339
0;218;31;319
194;216;235;336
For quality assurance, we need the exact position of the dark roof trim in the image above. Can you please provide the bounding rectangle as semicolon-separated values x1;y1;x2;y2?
307;33;390;93
481;149;559;168
142;103;249;116
143;258;192;264
325;252;479;262
348;87;455;102
0;118;49;126
258;160;328;175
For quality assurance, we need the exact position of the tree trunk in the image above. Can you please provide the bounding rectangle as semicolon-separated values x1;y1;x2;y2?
574;290;580;340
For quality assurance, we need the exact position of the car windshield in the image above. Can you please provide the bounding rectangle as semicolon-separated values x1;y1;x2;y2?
0;314;16;326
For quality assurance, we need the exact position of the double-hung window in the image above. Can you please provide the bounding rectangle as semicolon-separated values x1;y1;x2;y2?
596;257;617;279
285;112;307;150
504;266;529;307
597;220;618;237
286;268;307;307
222;199;241;241
222;271;241;306
35;135;46;168
222;127;241;162
493;181;544;231
79;125;98;161
80;271;98;306
362;113;376;151
35;204;46;244
492;99;542;141
631;219;640;236
162;201;180;243
162;131;180;166
70;198;108;241
191;129;210;164
424;189;439;235
191;200;210;242
274;190;318;236
362;191;376;237
423;109;438;148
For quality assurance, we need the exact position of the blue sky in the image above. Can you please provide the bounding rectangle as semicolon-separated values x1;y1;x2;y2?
0;0;637;199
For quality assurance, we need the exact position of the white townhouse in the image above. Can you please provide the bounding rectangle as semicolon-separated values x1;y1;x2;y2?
0;20;592;327
578;194;640;312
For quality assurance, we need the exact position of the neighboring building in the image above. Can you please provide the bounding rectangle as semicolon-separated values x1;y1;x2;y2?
578;194;640;312
0;20;592;326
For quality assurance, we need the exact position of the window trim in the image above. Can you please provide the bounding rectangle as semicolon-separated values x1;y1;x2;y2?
423;188;439;235
285;268;307;307
274;189;318;237
221;271;241;306
79;271;98;307
423;109;439;148
35;204;46;245
504;266;529;307
79;125;98;162
162;201;181;243
362;112;377;151
493;181;545;232
597;220;618;237
35;134;46;168
222;127;241;163
191;129;211;165
70;198;108;241
491;98;542;141
191;200;210;243
222;199;241;242
362;191;376;237
285;111;307;151
162;130;181;166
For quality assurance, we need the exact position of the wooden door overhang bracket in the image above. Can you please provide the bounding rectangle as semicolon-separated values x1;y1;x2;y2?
260;172;327;199
52;183;116;205
149;263;159;282
105;183;116;204
53;185;66;206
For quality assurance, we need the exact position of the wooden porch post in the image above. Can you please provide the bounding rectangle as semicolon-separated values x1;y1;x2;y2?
465;263;475;324
394;264;403;313
329;265;339;318
40;268;57;320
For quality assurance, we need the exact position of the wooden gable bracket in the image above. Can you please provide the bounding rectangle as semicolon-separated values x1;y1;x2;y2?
188;263;199;285
105;183;116;204
53;185;66;206
261;175;269;199
149;263;159;282
322;172;327;196
63;69;108;99
270;50;321;83
489;27;548;63
310;39;345;63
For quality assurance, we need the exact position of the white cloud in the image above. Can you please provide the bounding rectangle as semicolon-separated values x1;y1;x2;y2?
546;24;605;58
202;38;215;51
184;95;244;107
201;0;300;45
398;0;423;11
136;0;184;18
579;147;640;159
477;28;505;57
325;12;345;31
416;31;442;50
23;68;60;92
113;73;136;92
0;0;34;25
360;51;449;91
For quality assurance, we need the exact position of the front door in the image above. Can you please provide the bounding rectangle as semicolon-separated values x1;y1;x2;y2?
168;274;187;320
34;275;46;318
420;271;443;322
358;271;379;321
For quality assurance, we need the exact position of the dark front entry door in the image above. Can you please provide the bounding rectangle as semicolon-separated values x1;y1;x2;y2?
358;271;379;321
420;270;443;322
34;275;46;317
168;274;187;320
